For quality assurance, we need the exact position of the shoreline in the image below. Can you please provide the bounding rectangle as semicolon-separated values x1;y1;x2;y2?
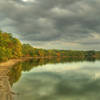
0;56;55;68
0;56;59;68
0;56;99;68
0;57;33;68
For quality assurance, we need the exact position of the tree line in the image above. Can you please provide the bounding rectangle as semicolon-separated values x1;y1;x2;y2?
0;31;100;62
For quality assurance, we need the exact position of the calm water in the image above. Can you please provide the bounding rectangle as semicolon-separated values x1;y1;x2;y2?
9;59;100;100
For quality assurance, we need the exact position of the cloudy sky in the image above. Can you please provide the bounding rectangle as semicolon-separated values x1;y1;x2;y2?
0;0;100;50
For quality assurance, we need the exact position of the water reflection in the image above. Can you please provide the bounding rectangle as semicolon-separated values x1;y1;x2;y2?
7;58;100;100
8;63;22;86
8;57;97;86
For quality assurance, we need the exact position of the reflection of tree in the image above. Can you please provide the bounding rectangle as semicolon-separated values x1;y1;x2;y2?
8;63;22;86
21;58;44;71
8;57;97;86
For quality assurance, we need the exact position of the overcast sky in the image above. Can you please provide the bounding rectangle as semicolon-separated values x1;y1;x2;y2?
0;0;100;50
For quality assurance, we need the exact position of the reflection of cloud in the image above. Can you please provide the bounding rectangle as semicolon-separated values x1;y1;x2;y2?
13;61;100;100
92;73;100;80
30;63;84;73
22;0;35;2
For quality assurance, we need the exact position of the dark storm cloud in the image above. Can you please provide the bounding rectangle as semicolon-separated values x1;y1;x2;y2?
0;0;100;49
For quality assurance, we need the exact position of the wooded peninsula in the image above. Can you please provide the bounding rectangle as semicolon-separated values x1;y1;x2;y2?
0;31;100;62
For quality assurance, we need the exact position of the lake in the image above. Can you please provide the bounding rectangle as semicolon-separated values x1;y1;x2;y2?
8;58;100;100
